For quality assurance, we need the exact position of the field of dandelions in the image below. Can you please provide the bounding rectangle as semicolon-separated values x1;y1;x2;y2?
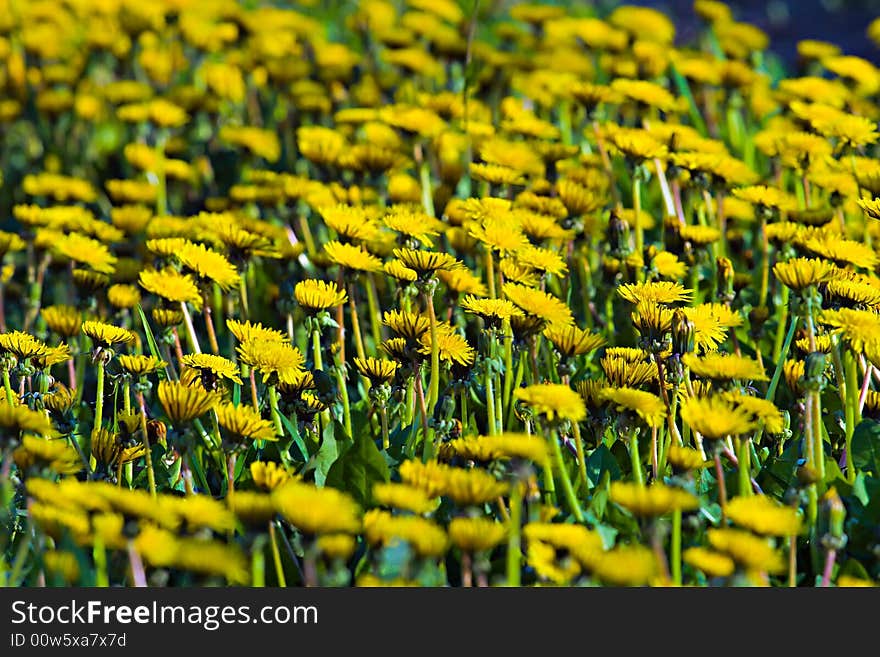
0;0;879;588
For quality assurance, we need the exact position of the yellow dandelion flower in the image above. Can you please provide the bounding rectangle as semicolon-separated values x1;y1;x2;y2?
503;282;573;327
117;354;166;377
818;308;880;353
294;279;347;312
618;281;693;305
157;380;219;424
667;444;712;472
392;248;458;277
731;185;796;212
438;433;549;466
40;306;82;338
181;353;243;385
13;435;81;475
527;539;582;584
383;309;431;342
418;324;475;366
228;491;277;526
0;331;49;360
725;495;803;537
798;234;878;270
468;218;530;255
353;357;398;385
544;324;605;359
215;401;277;444
177;242;240;291
251;461;296;492
371;482;438;514
773;257;840;291
612;480;700;518
460;295;524;324
398;459;509;505
610;78;678;112
236;339;304;383
53;232;117;275
599;387;667;428
600;356;658;388
138;267;203;309
591;544;658;586
605;124;669;161
81;321;135;349
720;391;785;434
707;528;785;574
448;517;507;553
682;352;767;382
363;509;448;557
272;481;361;535
323;240;383;272
226;319;288;344
681;395;758;440
683;547;735;578
383;259;418;283
515;383;586;423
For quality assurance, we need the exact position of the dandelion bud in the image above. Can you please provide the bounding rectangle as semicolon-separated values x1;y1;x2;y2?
671;308;695;356
606;209;632;259
821;487;847;551
748;306;769;340
715;257;735;303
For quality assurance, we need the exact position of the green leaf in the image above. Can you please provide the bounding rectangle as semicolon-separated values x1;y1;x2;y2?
588;469;612;521
135;304;169;381
325;423;390;507
851;420;880;475
587;444;622;487
312;421;348;487
279;411;309;463
757;440;801;498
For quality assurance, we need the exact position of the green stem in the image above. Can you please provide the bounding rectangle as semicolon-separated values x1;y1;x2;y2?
506;482;523;586
93;535;109;587
425;290;440;417
758;217;770;309
737;437;751;498
137;391;156;497
772;286;790;364
269;522;287;587
336;365;352;438
671;509;682;586
844;350;858;484
365;274;383;353
380;405;390;451
2;367;13;405
311;328;323;371
180;302;202;354
505;351;525;428
268;384;284;438
349;290;367;363
252;538;266;588
94;361;105;433
9;518;34;586
633;173;643;265
550;426;584;522
418;152;435;217
485;359;497;437
571;421;588;492
630;431;645;486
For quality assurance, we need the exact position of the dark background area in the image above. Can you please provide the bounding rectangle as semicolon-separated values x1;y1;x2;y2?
596;0;880;66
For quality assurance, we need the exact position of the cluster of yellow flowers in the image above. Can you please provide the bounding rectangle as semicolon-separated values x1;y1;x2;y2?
0;0;878;588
